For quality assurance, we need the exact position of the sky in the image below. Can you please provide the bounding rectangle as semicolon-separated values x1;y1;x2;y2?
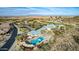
0;7;79;16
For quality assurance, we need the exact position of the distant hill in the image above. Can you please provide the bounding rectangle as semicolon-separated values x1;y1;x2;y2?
0;16;75;19
0;16;79;24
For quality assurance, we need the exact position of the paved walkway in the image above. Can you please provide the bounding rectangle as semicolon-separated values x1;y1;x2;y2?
0;24;17;51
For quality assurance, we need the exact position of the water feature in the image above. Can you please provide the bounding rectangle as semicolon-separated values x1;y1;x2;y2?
30;36;45;45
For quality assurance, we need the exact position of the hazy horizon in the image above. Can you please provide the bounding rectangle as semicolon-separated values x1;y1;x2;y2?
0;7;79;16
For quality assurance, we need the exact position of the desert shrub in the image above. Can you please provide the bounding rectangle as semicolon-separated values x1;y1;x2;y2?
40;43;51;51
53;29;64;36
75;24;79;31
73;35;79;44
65;24;74;30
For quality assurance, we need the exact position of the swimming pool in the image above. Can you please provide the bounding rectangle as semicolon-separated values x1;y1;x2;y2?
30;36;45;45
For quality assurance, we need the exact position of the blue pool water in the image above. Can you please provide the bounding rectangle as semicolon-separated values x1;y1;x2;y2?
30;36;45;45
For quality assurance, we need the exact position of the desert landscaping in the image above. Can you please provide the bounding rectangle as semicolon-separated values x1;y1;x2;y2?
0;16;79;51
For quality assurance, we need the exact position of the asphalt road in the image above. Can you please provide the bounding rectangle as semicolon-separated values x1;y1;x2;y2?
0;24;17;51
